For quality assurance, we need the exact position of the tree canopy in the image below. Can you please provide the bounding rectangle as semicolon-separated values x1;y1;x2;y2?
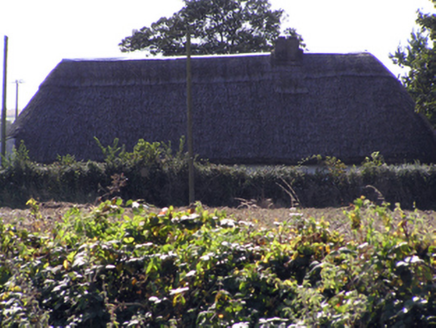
119;0;303;56
391;1;436;127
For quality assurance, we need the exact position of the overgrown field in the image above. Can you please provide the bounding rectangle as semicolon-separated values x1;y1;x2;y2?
1;197;435;327
1;140;436;326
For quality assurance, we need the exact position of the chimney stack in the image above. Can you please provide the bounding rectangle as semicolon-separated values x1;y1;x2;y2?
271;36;303;64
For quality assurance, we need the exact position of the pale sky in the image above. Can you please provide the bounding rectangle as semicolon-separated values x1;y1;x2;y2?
0;0;435;118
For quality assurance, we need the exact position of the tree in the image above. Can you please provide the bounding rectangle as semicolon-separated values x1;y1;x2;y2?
391;1;436;127
119;0;303;56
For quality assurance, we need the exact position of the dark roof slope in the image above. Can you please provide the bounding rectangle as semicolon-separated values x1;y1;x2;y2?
9;48;436;164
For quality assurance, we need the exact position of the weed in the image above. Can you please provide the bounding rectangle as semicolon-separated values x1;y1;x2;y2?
1;197;434;326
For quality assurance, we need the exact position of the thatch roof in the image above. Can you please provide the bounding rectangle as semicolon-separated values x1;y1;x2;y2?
9;38;436;164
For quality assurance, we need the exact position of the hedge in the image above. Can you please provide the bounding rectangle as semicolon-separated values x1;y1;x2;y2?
1;141;436;209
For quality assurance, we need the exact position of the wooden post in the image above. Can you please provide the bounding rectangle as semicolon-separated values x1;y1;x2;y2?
1;35;8;159
15;80;18;120
13;80;24;120
186;28;195;204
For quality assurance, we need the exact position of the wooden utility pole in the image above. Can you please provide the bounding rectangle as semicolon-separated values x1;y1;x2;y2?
1;35;8;159
186;29;195;204
14;80;23;120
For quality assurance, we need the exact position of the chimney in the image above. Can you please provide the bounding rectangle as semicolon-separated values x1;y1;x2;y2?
271;36;303;64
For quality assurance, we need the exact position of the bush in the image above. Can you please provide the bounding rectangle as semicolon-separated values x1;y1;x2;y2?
2;141;436;209
0;198;435;327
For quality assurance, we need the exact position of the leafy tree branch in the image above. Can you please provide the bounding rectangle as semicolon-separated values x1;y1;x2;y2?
391;1;436;127
119;0;304;56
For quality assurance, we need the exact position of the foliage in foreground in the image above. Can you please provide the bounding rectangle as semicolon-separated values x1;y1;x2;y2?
1;198;435;327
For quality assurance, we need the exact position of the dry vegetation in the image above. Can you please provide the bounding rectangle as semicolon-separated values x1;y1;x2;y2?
1;200;435;238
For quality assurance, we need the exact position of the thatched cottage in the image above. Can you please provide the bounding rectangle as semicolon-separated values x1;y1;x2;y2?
9;37;436;164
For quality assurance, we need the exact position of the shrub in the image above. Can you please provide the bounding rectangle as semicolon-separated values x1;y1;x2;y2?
0;198;434;327
2;141;436;209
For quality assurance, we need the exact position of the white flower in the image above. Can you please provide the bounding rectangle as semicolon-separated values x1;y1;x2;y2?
132;201;140;209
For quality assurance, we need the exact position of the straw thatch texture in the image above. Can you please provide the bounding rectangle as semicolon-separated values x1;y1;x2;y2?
9;51;436;164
